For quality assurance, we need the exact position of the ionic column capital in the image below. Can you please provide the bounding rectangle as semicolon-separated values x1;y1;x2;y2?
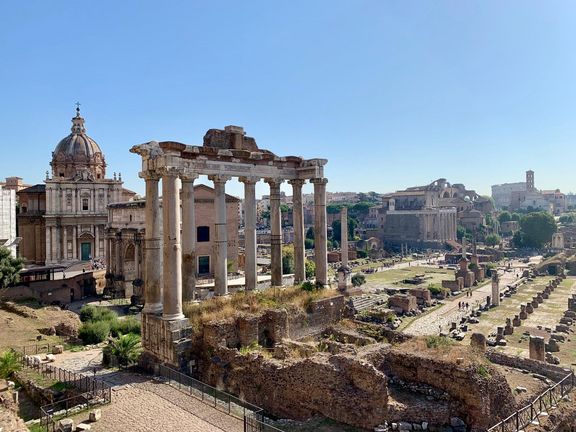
139;170;162;181
208;174;232;184
288;179;306;188
239;176;260;185
310;177;328;186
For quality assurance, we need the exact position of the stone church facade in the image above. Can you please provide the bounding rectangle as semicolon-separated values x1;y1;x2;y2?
44;108;135;264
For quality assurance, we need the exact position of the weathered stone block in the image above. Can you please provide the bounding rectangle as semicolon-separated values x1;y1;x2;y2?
529;336;545;361
52;345;64;355
56;418;74;432
89;409;101;422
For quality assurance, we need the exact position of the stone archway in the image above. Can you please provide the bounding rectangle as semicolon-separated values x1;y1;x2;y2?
123;243;136;282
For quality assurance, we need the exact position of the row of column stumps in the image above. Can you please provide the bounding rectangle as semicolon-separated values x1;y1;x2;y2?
141;169;328;320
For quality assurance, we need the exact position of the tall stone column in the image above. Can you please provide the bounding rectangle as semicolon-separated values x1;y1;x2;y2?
341;206;349;267
289;179;306;284
209;175;231;296
491;271;500;307
240;177;259;290
54;226;60;262
142;172;163;315
181;175;198;302
266;178;284;286
72;226;77;260
162;168;184;320
104;234;111;271
312;178;328;286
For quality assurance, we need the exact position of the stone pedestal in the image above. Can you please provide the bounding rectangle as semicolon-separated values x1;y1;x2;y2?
529;336;546;362
519;304;528;320
513;315;521;327
496;327;505;342
526;303;534;314
141;313;191;368
470;333;486;351
337;265;352;291
504;318;514;335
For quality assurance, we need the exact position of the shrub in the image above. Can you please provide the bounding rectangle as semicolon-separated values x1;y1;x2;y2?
301;281;315;292
78;321;111;345
104;333;142;367
351;273;366;287
110;316;141;337
80;305;118;323
0;351;21;379
476;364;491;378
425;335;455;349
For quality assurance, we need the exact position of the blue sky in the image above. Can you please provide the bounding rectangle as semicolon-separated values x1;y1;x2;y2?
1;1;575;198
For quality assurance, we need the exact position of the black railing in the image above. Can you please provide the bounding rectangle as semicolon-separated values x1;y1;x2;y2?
15;352;112;432
154;363;284;432
487;371;575;432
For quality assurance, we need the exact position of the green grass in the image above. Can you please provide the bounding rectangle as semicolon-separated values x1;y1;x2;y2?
425;335;456;349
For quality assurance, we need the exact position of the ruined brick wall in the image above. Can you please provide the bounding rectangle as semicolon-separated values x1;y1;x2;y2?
388;294;417;314
202;348;389;429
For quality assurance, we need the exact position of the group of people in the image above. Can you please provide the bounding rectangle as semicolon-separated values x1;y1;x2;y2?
458;301;470;311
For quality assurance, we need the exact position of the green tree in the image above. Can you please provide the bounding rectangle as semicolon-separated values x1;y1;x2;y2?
349;202;373;219
457;226;466;241
498;211;512;223
0;246;23;291
304;238;314;249
485;234;501;247
559;214;576;224
326;204;342;214
280;203;291;214
511;213;521;221
331;217;358;243
519;212;557;248
351;273;366;287
512;231;524;248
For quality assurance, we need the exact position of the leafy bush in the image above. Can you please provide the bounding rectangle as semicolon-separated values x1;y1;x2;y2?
79;305;118;323
78;321;111;345
301;281;315;292
356;250;367;259
476;364;491;378
351;273;366;287
103;333;142;367
110;316;141;337
0;350;21;379
428;284;442;295
305;259;316;279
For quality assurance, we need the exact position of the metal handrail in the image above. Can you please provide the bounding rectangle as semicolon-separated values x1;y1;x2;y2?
487;371;575;432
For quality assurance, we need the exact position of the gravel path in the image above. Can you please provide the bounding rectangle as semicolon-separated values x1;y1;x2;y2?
404;266;522;336
52;350;244;432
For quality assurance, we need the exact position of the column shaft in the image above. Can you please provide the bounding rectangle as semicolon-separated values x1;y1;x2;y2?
312;178;328;286
341;206;348;267
115;234;122;275
289;180;305;283
142;174;163;314
162;170;184;320
241;178;258;290
181;177;197;302
63;227;68;261
211;175;230;296
267;179;283;286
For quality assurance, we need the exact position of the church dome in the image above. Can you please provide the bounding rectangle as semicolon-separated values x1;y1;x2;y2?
51;107;106;180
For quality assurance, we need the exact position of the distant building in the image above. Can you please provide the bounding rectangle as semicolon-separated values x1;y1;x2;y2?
105;184;240;297
0;177;30;194
16;184;46;264
0;185;17;257
566;193;576;209
493;171;565;215
45;107;136;264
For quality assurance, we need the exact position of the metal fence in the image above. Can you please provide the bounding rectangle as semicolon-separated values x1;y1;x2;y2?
487;371;575;432
155;363;283;432
19;343;55;356
15;353;112;432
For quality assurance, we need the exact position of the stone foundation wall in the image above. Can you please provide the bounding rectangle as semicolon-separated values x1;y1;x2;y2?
388;294;417;314
486;350;570;381
202;348;389;430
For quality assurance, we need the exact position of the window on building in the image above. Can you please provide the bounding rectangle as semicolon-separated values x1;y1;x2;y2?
197;226;210;242
198;256;210;274
82;198;89;211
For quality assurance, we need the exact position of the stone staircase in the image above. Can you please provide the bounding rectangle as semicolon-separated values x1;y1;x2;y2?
349;294;389;313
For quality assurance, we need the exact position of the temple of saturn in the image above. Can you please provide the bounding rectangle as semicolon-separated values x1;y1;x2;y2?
130;125;328;365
